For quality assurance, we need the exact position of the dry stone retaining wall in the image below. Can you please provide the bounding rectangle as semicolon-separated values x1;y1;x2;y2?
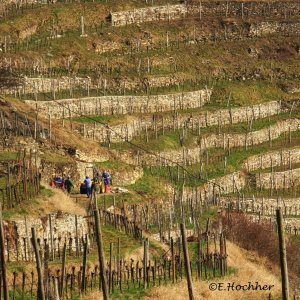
184;168;300;209
112;166;144;186
4;212;88;261
182;171;247;206
83;101;281;143
111;4;187;27
220;196;300;216
1;0;55;6
123;118;300;167
3;75;184;95
110;2;300;27
248;21;300;37
256;167;300;189
184;168;300;207
25;89;212;118
19;76;91;95
194;21;300;41
244;147;300;171
249;214;300;230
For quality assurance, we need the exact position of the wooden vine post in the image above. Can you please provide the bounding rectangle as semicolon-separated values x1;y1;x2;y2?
94;209;109;300
31;227;45;300
171;237;176;283
180;223;195;300
81;236;88;293
60;242;67;298
0;211;9;300
276;208;290;300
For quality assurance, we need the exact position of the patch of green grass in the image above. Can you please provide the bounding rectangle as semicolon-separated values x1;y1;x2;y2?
111;128;196;152
0;177;7;189
102;225;142;258
40;186;55;198
8;291;32;300
111;286;146;300
97;192;142;207
251;162;300;174
211;80;288;106
225;186;300;199
1;206;29;219
0;151;18;161
291;235;300;244
7;262;28;274
1;210;17;219
72;114;127;125
130;169;168;200
41;153;72;164
95;160;134;173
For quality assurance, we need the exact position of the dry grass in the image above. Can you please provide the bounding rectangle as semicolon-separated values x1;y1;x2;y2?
81;290;103;300
143;241;281;300
2;185;86;220
126;246;145;262
41;187;86;216
3;96;110;158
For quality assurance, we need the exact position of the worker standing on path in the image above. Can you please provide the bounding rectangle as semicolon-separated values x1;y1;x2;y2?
92;173;100;194
64;176;74;194
85;176;92;198
102;170;111;193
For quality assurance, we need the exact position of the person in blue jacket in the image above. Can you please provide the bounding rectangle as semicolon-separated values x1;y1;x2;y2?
84;176;92;198
102;170;111;193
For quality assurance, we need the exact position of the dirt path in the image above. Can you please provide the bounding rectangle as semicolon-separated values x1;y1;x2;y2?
143;241;281;300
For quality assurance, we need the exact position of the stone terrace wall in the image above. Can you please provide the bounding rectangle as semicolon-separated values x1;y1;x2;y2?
185;168;300;208
244;147;300;171
0;0;56;13
111;4;187;26
203;171;246;197
3;75;183;95
110;2;300;27
16;76;91;95
83;100;281;143
181;171;247;206
2;0;54;5
248;21;300;37
4;212;88;261
184;169;300;209
256;168;300;189
220;196;300;216
25;89;212;118
249;214;300;229
122;118;300;167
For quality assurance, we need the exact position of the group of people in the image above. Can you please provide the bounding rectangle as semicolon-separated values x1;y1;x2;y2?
84;170;112;198
50;169;112;198
51;176;74;193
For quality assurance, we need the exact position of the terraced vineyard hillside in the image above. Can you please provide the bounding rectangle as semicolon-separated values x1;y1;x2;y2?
0;0;300;299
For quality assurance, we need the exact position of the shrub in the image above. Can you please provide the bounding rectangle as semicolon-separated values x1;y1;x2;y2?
219;212;300;283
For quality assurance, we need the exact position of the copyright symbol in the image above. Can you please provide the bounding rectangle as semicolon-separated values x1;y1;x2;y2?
209;283;218;291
